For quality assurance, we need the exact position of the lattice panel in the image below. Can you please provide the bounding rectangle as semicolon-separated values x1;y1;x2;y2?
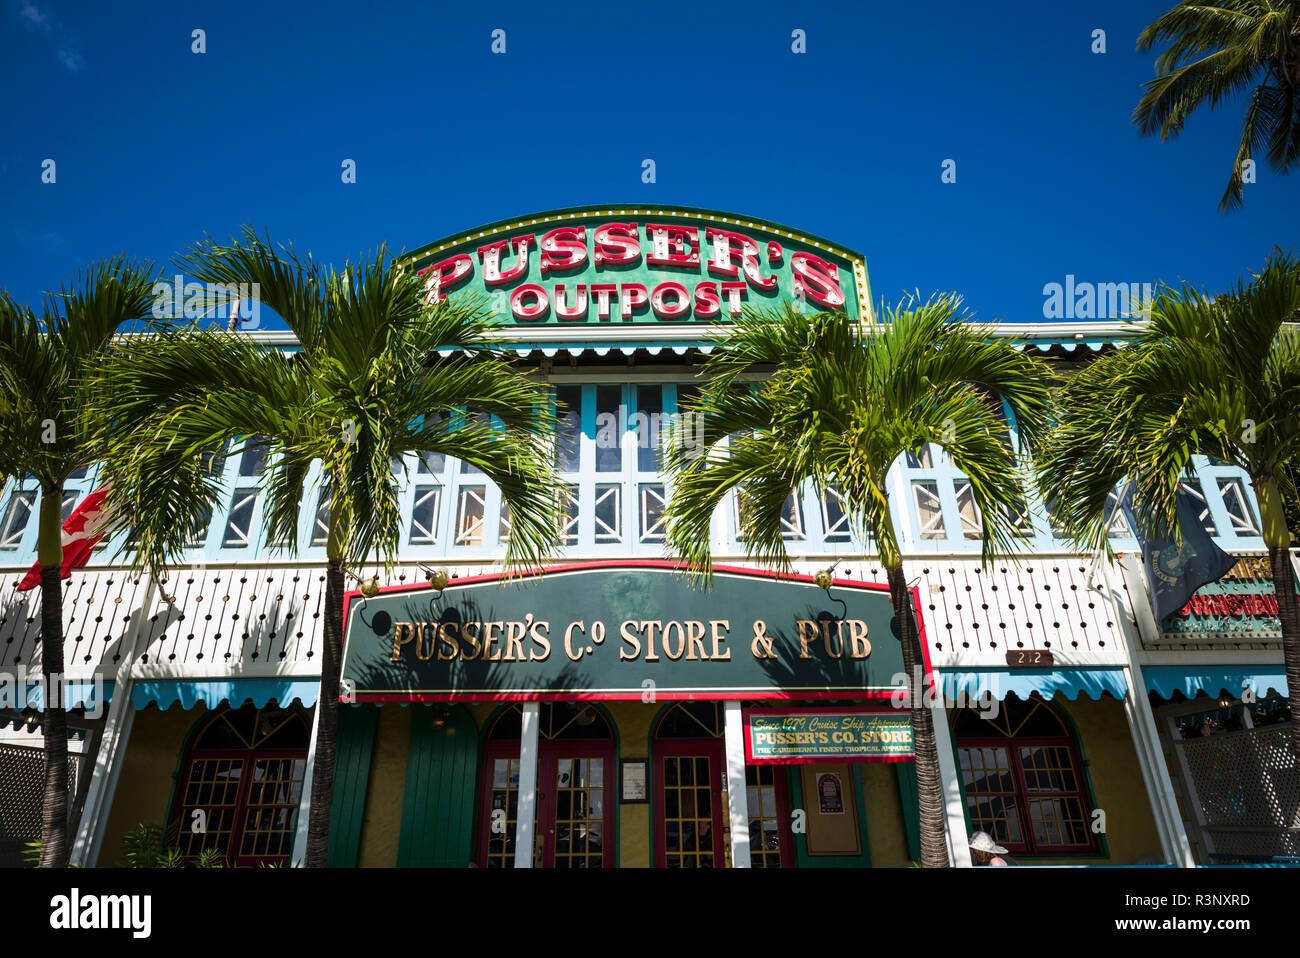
1179;725;1300;830
0;744;78;840
0;569;149;677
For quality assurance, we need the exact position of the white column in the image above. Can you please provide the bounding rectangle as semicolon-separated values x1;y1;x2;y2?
71;697;135;866
289;698;323;867
929;700;972;867
723;701;751;868
72;574;158;867
1111;556;1196;867
513;702;541;869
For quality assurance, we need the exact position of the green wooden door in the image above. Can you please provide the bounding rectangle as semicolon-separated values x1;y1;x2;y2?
327;705;381;868
397;705;479;867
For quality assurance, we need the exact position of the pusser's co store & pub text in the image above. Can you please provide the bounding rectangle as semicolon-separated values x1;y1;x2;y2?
2;206;1296;869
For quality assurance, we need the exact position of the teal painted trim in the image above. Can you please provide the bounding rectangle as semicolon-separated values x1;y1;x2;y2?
327;705;380;868
1143;666;1288;700
397;704;479;867
131;678;319;711
896;762;921;863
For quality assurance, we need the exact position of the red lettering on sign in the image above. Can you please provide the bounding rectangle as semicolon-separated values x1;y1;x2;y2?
553;284;588;320
791;252;846;308
510;284;549;321
651;282;691;319
418;254;474;301
478;234;534;286
593;223;641;266
645;224;700;268
539;227;588;275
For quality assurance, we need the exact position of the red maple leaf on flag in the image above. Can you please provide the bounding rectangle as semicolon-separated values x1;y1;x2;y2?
16;484;117;592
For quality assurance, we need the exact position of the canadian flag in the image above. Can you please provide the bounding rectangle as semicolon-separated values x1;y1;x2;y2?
17;484;115;592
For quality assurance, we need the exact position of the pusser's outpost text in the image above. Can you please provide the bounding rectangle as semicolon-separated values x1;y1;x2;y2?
339;565;917;701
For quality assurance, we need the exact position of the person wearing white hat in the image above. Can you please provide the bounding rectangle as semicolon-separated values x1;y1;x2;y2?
969;831;1011;866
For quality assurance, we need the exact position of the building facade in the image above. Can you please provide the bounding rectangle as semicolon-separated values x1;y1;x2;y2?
1;206;1295;868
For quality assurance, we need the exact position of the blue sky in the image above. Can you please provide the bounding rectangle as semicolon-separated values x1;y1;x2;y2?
2;0;1297;328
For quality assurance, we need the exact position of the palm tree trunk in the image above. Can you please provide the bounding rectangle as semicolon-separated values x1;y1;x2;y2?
1252;476;1300;759
38;487;69;868
885;562;950;867
304;558;345;867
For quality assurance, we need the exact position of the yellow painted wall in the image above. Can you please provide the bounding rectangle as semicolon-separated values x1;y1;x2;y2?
356;704;412;867
860;764;911;867
609;702;653;868
1016;695;1162;865
98;705;208;865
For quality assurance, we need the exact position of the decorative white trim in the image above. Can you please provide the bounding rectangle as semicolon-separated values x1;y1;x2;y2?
931;702;971;867
289;700;321;867
723;700;751;869
513;702;540;869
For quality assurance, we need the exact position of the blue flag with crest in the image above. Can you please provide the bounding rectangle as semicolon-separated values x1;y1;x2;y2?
1119;482;1237;623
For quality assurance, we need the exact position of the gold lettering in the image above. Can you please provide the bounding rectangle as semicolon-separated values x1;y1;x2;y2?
415;622;435;661
619;620;641;661
483;621;504;661
847;619;871;658
662;621;685;661
436;622;460;661
641;620;661;662
684;620;708;660
795;620;818;659
711;619;733;660
503;621;526;662
529;619;552;661
564;621;586;661
822;618;843;659
460;621;481;660
391;621;416;661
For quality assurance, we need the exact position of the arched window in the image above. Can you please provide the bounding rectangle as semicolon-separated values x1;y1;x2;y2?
954;695;1099;856
170;702;310;866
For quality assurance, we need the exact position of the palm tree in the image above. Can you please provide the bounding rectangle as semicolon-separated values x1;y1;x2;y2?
0;258;159;867
1039;248;1300;756
661;298;1054;867
1134;0;1300;210
88;230;561;867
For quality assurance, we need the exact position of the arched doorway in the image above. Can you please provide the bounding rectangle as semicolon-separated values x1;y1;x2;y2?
477;703;616;868
169;701;310;866
652;702;793;868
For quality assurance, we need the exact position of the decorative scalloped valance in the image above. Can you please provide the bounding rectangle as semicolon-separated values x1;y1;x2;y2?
1143;666;1288;700
130;678;319;710
938;667;1129;702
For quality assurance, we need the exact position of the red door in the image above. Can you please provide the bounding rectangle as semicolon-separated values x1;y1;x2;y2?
652;738;796;868
654;739;726;867
478;740;615;868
